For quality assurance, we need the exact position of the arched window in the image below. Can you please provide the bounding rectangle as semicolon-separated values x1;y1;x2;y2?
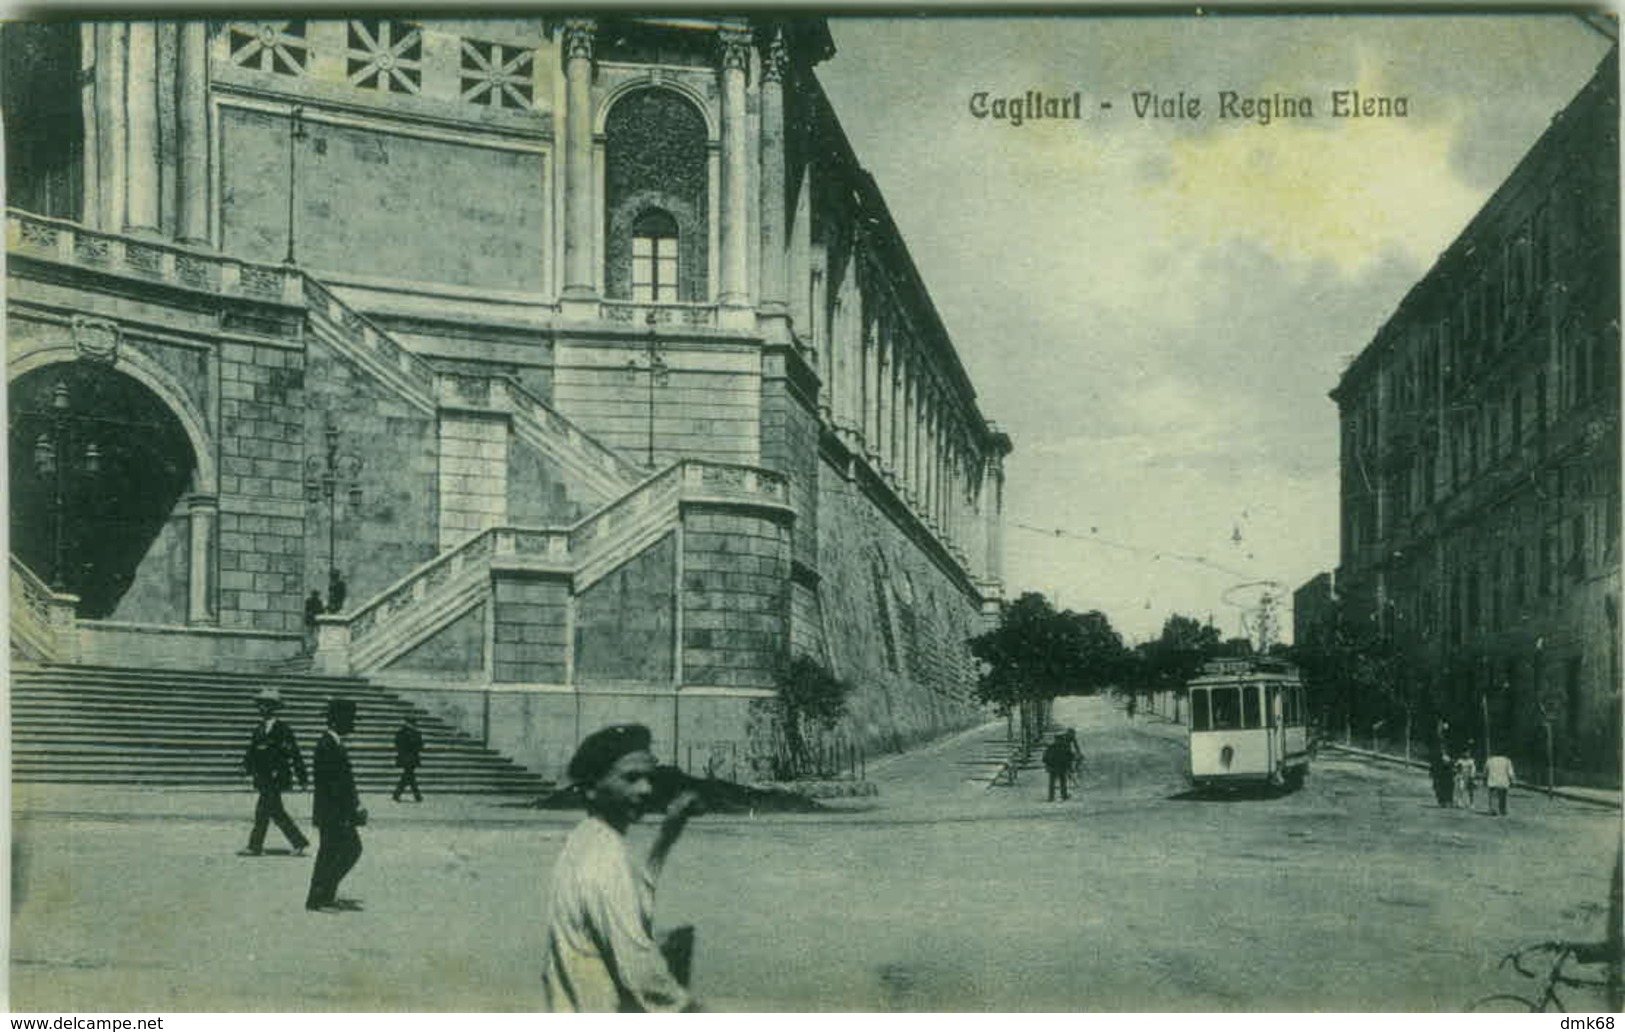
631;209;679;303
604;88;708;302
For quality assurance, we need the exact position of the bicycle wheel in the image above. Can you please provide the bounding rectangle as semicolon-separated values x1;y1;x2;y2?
1466;993;1540;1012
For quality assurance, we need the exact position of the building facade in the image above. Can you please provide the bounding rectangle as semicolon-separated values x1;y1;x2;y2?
1330;47;1619;784
4;16;1012;778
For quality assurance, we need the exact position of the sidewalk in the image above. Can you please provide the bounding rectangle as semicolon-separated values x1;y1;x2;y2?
1122;711;1622;810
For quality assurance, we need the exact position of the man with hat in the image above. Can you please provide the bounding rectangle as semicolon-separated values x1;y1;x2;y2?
306;697;366;912
239;687;309;856
541;723;703;1011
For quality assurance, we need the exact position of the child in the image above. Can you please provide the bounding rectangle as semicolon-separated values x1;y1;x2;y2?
1454;750;1478;810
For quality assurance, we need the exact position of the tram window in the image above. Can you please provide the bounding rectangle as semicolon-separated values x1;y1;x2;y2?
1268;685;1281;727
1285;687;1300;726
1243;685;1262;728
1210;686;1242;730
1191;689;1211;731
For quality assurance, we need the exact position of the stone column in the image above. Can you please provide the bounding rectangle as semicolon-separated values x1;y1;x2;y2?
176;21;210;245
186;495;217;625
876;321;890;469
124;20;161;235
906;361;919;505
717;29;752;308
757;30;789;323
890;338;903;482
560;20;597;301
94;23;128;232
860;312;874;451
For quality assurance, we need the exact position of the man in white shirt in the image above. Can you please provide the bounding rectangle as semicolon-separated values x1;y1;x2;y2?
541;723;702;1012
1484;752;1515;816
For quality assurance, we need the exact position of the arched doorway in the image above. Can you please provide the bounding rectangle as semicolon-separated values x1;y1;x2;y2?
9;363;196;619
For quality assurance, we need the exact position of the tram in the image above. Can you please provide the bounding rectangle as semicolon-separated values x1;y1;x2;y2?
1186;657;1310;790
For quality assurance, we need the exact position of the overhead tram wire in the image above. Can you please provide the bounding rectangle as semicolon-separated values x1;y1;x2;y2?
1011;521;1262;582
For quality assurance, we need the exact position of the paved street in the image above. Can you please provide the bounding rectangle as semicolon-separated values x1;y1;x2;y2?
10;695;1620;1012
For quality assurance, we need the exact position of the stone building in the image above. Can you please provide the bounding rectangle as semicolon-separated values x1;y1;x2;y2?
1330;47;1619;784
4;16;1012;778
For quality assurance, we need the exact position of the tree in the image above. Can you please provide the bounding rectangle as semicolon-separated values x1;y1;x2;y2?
771;655;854;776
969;592;1127;722
1139;614;1223;690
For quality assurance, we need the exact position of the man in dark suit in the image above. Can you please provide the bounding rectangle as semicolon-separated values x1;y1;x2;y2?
393;715;424;803
306;697;366;912
240;688;309;856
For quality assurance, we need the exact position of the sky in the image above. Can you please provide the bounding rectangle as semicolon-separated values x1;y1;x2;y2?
815;12;1616;644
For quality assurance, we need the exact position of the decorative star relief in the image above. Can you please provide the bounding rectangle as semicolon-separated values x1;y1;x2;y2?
347;19;423;94
460;39;535;110
229;21;309;76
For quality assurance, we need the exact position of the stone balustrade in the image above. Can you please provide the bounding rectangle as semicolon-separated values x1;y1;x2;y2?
9;554;80;662
599;300;719;329
436;373;644;492
8;209;302;306
302;277;438;399
328;460;791;675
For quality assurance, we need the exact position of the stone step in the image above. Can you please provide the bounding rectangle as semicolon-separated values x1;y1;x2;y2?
9;662;551;795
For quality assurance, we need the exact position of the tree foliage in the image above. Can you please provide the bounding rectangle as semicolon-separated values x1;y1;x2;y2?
969;592;1127;710
772;655;854;768
1133;614;1224;690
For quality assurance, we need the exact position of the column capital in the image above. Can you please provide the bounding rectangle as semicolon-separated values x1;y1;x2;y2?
718;28;752;76
561;19;596;62
760;29;788;83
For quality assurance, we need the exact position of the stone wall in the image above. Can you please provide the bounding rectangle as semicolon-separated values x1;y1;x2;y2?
680;507;791;691
491;575;569;684
813;462;984;754
552;342;761;468
385;601;486;681
216;105;549;293
575;532;676;686
217;339;307;633
301;338;440;617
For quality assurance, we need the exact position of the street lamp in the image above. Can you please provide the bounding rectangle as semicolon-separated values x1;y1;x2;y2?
284;105;306;266
626;311;669;468
29;380;105;589
304;420;363;610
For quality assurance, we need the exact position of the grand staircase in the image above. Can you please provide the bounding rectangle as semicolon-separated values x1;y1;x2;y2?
10;662;553;795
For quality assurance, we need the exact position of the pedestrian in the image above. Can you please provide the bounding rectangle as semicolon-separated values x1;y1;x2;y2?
240;688;310;857
541;723;703;1012
1430;747;1455;807
327;570;347;614
1484;751;1515;816
393;715;424;803
1043;727;1083;802
306;698;366;912
1454;744;1478;809
303;590;325;653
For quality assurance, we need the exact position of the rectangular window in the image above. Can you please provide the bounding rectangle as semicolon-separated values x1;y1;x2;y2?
631;236;678;303
1191;689;1211;732
1242;685;1262;729
1210;686;1242;730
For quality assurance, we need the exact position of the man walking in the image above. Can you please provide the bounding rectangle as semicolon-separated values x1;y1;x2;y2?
306;698;366;912
541;723;702;1012
240;688;309;857
1484;751;1515;816
1043;727;1084;802
393;714;424;802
